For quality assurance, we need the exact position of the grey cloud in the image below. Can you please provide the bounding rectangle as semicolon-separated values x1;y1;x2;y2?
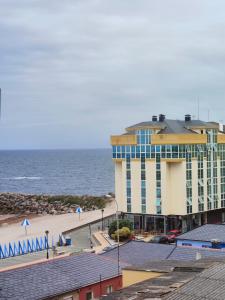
0;0;225;149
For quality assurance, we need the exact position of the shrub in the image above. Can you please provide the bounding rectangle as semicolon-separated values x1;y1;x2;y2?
45;195;106;210
112;227;131;242
108;219;133;237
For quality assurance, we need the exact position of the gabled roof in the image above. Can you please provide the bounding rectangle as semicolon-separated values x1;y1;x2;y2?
0;253;121;300
164;262;225;300
168;246;225;261
177;224;225;243
126;119;218;134
101;259;210;300
101;241;175;265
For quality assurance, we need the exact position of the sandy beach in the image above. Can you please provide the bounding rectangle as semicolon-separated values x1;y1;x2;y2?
0;204;116;245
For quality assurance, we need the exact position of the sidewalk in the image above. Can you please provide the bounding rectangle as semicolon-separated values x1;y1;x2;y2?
0;205;116;245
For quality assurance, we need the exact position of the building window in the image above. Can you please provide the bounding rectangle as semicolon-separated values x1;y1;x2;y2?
136;129;153;145
63;296;73;300
220;144;225;208
156;154;161;214
86;291;93;300
141;157;146;213
198;151;204;212
186;152;192;214
126;157;132;212
106;285;113;294
206;130;218;210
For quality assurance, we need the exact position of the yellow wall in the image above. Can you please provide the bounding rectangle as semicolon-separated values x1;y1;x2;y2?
131;160;141;213
115;161;123;212
146;160;156;214
151;134;207;145
122;270;163;287
163;161;186;215
218;134;225;144
111;135;137;145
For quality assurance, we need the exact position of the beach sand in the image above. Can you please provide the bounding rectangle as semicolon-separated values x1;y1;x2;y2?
0;204;116;245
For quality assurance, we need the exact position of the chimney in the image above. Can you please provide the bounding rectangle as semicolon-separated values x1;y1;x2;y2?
152;115;157;122
159;114;165;122
219;123;224;132
185;114;191;122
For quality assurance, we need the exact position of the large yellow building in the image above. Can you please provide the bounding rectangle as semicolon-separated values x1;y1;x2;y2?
111;114;225;232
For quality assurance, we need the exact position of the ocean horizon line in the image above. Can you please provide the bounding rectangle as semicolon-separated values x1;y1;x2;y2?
0;147;111;152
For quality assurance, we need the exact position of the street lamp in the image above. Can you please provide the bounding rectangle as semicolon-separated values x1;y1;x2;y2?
114;199;120;276
101;209;104;231
45;230;49;259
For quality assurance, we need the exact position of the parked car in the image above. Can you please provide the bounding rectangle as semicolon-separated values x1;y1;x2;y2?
166;229;181;243
149;235;168;244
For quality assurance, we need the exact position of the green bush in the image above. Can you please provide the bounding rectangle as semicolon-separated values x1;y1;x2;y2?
45;195;106;210
112;227;131;242
108;219;133;237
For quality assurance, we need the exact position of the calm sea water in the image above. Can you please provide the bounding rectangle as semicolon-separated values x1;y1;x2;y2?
0;149;114;196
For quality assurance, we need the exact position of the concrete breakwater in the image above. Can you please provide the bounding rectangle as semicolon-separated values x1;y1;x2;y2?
0;193;113;216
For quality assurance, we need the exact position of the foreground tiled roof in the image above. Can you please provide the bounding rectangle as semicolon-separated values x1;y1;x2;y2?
177;224;225;243
0;253;121;300
164;262;225;300
101;241;175;265
168;246;225;261
102;267;200;299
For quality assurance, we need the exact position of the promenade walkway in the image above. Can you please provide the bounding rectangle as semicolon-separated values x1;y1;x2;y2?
0;204;116;245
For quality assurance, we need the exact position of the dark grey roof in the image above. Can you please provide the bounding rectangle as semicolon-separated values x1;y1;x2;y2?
102;259;225;300
123;259;210;273
0;253;121;300
102;262;202;300
177;224;225;243
168;246;225;261
101;241;175;265
164;263;225;300
102;269;200;300
159;119;193;134
126;119;218;134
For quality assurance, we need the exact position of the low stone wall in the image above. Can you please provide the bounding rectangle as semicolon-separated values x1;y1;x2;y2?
0;193;113;216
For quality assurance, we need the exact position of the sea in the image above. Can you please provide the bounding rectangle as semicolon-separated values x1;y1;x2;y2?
0;149;114;196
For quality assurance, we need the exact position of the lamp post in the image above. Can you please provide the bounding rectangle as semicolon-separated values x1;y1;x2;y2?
89;224;93;249
114;199;120;276
45;230;49;259
101;209;104;231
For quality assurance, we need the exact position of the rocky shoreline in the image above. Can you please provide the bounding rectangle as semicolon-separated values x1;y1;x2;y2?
0;193;114;216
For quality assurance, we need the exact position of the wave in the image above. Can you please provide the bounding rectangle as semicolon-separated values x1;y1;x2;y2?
2;177;42;180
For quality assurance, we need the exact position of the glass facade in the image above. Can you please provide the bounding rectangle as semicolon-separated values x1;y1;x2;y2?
220;144;225;207
136;129;153;145
197;149;204;212
126;157;131;212
141;156;146;213
156;153;161;214
207;129;218;210
112;127;225;216
186;151;192;214
112;144;203;160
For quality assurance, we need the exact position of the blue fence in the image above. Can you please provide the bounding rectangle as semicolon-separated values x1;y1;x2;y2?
0;234;66;259
0;236;49;259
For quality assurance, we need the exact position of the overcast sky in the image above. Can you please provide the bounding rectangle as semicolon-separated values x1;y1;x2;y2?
0;0;225;149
